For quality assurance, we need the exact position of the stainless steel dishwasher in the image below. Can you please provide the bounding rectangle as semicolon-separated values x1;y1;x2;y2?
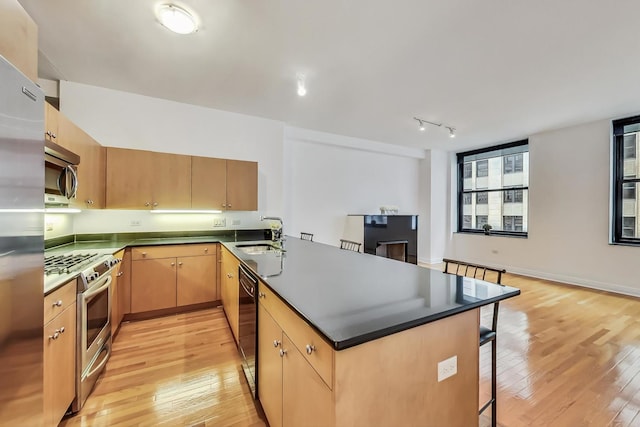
238;264;258;398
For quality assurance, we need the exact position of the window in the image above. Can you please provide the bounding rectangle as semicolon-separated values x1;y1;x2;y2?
503;216;524;232
463;163;472;179
503;153;524;174
504;188;523;203
613;116;640;244
623;217;636;238
476;191;488;204
476;160;488;177
457;140;529;236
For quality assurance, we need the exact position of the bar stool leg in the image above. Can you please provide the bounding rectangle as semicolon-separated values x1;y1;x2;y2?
491;338;497;427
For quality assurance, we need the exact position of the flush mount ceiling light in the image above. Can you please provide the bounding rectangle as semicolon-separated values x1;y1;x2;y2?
156;4;198;34
413;117;456;138
296;74;307;97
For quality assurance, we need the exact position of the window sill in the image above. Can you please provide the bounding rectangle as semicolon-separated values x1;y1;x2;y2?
455;230;528;239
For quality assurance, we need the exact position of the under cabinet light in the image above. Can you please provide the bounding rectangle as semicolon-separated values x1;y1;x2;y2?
45;208;82;213
149;210;223;214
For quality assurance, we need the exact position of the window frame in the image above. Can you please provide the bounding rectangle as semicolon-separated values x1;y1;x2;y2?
612;115;640;244
457;140;529;237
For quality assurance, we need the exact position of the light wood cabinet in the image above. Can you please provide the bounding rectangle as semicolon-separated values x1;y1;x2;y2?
110;249;126;338
220;245;240;342
258;301;332;427
192;157;258;211
256;273;479;427
105;147;191;209
43;280;77;427
131;244;217;314
44;102;59;144
57;112;106;208
0;0;37;82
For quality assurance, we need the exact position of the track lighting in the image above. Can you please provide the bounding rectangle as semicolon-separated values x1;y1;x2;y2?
413;117;457;138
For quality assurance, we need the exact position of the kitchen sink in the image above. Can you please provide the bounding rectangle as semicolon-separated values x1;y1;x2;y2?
235;243;283;255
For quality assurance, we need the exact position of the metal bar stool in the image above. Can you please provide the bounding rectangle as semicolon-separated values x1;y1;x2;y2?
300;232;314;241
339;239;361;252
442;258;506;427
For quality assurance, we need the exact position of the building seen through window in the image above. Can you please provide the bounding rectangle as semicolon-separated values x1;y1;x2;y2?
458;140;529;236
613;116;640;243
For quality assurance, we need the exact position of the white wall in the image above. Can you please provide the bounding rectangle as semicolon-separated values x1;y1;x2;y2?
55;82;428;248
283;128;424;247
419;150;449;263
447;119;640;296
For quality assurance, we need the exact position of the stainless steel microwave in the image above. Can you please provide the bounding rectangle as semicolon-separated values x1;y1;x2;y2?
45;140;80;206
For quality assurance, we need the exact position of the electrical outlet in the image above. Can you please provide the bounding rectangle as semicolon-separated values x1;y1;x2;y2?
45;221;53;232
213;218;226;227
437;355;457;382
232;219;241;226
130;220;141;227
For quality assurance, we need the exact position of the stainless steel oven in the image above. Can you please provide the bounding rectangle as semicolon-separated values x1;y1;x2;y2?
74;269;112;411
238;264;258;398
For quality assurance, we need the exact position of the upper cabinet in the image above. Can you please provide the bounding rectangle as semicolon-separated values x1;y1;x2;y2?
0;0;37;82
44;103;59;144
57;113;106;208
192;156;258;211
106;147;191;209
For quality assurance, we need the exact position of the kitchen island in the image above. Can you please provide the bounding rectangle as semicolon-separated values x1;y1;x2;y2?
224;238;520;427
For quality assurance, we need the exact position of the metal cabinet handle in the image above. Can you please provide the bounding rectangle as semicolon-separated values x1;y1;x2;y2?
142;252;147;257
153;202;158;207
53;300;63;307
279;349;287;357
170;262;175;266
49;332;60;340
227;273;233;278
306;344;316;355
204;248;208;252
227;203;231;208
45;131;51;137
117;271;124;277
145;202;150;207
178;262;183;266
273;340;281;348
258;292;265;298
59;327;65;334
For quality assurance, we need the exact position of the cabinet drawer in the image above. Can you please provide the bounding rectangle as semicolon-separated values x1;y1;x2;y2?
44;280;77;325
259;284;333;388
131;243;217;260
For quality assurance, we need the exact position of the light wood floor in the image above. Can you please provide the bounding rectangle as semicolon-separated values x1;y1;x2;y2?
60;273;640;427
60;308;265;427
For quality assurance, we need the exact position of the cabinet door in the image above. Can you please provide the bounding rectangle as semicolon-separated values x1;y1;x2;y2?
68;121;105;208
282;333;333;427
258;304;283;427
0;0;37;82
176;254;217;306
106;147;154;209
191;156;227;209
43;303;76;427
131;258;177;313
220;247;240;341
44;102;59;143
120;249;132;315
151;151;191;209
226;159;258;211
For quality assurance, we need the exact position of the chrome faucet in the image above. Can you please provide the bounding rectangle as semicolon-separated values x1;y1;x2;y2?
260;216;284;245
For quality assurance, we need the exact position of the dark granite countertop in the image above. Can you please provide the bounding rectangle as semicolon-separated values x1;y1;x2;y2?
224;237;520;350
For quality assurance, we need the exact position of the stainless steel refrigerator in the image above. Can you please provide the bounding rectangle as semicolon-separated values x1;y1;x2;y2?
0;54;45;425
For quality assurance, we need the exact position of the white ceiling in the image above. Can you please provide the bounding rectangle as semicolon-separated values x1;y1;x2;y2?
18;0;640;152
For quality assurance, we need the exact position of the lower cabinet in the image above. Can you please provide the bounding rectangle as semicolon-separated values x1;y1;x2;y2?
43;280;77;427
110;249;127;337
130;244;218;314
220;245;240;342
258;300;333;427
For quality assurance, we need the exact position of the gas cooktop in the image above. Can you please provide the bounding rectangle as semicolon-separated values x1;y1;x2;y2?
45;253;101;275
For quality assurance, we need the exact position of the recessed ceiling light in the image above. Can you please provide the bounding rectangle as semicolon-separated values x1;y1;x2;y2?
156;4;198;35
297;74;307;97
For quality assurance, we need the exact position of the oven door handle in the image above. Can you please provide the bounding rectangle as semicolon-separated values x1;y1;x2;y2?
85;342;112;380
240;279;254;298
84;275;112;301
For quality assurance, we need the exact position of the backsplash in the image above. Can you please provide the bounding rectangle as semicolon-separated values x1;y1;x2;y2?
44;210;271;240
